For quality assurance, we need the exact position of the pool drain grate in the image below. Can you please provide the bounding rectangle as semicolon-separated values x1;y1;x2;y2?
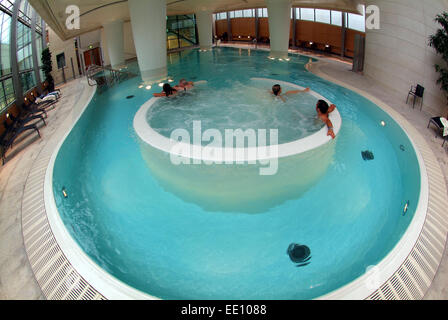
362;150;375;161
126;95;135;99
287;243;311;267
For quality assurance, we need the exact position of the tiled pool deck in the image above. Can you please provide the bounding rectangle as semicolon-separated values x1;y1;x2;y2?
0;47;447;299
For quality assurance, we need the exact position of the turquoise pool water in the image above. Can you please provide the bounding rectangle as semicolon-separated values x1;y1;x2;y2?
53;48;421;300
147;80;324;144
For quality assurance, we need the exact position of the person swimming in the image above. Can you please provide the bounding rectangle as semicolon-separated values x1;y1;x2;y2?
270;84;310;102
174;79;194;91
153;83;178;97
316;100;336;139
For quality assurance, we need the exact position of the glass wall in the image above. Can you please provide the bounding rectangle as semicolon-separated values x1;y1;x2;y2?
216;6;366;31
0;0;44;114
0;2;14;112
166;14;197;50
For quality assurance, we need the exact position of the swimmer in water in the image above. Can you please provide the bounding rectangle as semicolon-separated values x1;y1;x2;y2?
153;83;178;97
316;100;336;139
174;79;194;92
270;84;310;102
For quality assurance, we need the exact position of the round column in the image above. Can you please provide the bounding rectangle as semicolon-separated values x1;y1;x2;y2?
266;0;292;59
196;11;213;50
128;0;167;82
103;20;125;68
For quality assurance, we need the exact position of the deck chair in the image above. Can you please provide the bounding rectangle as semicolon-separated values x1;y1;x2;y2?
25;96;57;110
7;113;46;128
406;84;425;110
428;117;447;138
22;102;48;119
1;118;41;165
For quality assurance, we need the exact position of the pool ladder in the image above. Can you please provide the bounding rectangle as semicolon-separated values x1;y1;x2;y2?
86;64;137;90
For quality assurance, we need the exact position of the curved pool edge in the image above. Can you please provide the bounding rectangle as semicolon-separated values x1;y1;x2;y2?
134;78;342;162
308;60;447;300
22;60;448;300
21;79;156;300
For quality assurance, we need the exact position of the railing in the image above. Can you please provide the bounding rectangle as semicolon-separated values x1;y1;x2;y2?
86;64;136;91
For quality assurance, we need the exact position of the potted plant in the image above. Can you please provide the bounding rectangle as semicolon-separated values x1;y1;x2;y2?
41;47;55;92
429;12;448;115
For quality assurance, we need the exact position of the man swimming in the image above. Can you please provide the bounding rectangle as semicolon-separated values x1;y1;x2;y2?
270;84;310;102
316;100;336;139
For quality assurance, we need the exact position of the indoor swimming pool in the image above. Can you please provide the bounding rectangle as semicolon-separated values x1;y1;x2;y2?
50;47;423;300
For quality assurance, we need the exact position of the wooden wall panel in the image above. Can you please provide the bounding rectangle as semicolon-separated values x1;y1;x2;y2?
215;20;228;37
215;17;365;57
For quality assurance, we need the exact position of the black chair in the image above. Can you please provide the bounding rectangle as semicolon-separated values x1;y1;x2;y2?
428;117;446;138
406;84;425;110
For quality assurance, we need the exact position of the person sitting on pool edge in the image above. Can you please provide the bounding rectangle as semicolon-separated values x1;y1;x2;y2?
153;83;178;97
271;84;310;102
316;100;336;139
174;79;194;92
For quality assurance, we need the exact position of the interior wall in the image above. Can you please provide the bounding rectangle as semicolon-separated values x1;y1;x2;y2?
47;28;80;85
215;17;364;57
364;0;448;116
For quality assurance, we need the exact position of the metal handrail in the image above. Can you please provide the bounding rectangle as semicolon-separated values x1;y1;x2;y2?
86;64;136;88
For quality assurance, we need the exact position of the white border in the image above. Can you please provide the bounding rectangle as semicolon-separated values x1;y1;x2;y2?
309;61;429;299
44;81;156;300
43;64;428;300
134;78;342;162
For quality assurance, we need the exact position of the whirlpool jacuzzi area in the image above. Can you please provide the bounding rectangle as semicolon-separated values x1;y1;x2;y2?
37;48;433;300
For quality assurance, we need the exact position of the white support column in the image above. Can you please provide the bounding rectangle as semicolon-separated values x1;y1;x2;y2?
128;0;167;82
103;20;125;68
266;0;292;59
196;10;213;50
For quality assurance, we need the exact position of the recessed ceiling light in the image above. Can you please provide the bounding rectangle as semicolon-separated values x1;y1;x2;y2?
146;85;152;90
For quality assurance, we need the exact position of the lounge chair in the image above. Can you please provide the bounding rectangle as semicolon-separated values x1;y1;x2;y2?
6;112;46;128
1;117;41;165
406;84;425;110
24;96;56;114
427;116;448;139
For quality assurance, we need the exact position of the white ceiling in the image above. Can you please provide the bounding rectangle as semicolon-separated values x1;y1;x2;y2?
28;0;364;41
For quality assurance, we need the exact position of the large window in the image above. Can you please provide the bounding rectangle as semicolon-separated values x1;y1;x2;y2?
0;9;11;76
0;0;45;114
243;9;254;18
215;12;227;21
315;9;331;24
293;7;365;31
0;5;13;112
348;6;365;32
166;14;197;50
331;11;343;26
17;21;34;71
0;0;15;11
234;10;243;18
257;8;268;18
19;70;35;92
300;8;315;21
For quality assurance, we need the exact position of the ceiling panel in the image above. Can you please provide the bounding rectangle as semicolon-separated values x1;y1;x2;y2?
29;0;364;40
